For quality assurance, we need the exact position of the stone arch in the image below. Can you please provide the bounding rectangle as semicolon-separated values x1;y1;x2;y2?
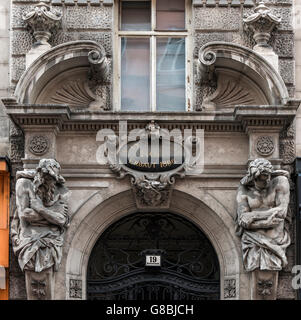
198;41;289;106
14;40;106;106
61;188;245;300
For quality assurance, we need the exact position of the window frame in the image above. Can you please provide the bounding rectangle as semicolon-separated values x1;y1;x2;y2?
113;0;193;112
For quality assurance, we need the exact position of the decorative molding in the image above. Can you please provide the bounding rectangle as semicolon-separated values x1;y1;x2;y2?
243;2;281;51
108;121;202;208
192;0;254;6
224;279;236;299
197;42;289;106
31;279;47;299
52;0;113;5
29;135;50;156
23;2;62;46
69;279;82;299
257;279;273;297
49;79;94;107
256;136;275;157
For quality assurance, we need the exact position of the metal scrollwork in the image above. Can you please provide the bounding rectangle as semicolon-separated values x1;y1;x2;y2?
87;212;220;300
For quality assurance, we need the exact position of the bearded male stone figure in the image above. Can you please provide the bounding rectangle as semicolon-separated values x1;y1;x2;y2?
236;158;291;299
11;159;69;300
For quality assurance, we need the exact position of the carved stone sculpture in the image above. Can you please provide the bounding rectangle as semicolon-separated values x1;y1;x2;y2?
23;1;62;67
236;158;290;299
23;1;62;47
243;2;281;51
88;49;110;110
11;159;69;300
243;2;281;71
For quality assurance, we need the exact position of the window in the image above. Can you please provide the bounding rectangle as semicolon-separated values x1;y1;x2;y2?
114;0;192;112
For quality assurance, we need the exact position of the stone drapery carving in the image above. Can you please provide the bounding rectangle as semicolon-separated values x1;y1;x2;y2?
236;158;290;272
23;1;62;47
236;158;290;299
243;2;281;51
11;159;70;299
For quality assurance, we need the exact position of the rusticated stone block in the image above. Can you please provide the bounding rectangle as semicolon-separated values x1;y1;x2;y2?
65;5;112;30
12;4;62;29
277;273;297;300
272;33;294;58
269;6;293;31
194;7;241;31
279;59;295;85
51;31;113;56
11;56;26;83
193;32;235;57
12;4;35;29
11;31;33;55
78;32;112;56
50;30;77;47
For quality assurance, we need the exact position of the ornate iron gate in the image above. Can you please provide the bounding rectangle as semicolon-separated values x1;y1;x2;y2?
87;212;220;300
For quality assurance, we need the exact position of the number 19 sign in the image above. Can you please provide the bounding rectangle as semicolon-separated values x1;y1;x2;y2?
145;255;161;267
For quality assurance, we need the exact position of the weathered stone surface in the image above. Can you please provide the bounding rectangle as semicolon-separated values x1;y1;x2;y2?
272;32;294;58
194;7;241;31
236;159;291;273
51;31;113;56
279;58;295;84
193;32;235;57
11;56;26;83
11;31;33;55
12;159;70;299
277;273;297;300
65;5;112;30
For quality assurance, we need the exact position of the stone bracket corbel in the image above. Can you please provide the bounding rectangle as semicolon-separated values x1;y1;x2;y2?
235;102;300;167
197;49;217;87
88;48;110;85
87;47;111;110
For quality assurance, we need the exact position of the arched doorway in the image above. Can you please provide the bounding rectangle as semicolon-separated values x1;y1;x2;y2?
86;212;220;300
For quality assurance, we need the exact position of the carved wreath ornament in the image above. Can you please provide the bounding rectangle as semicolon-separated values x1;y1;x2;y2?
29;135;49;155
256;136;275;156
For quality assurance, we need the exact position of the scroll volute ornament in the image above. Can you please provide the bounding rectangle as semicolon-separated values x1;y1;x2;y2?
23;1;62;46
88;48;111;110
243;1;281;50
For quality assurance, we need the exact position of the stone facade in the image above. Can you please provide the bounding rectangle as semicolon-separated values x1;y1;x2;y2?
0;0;300;300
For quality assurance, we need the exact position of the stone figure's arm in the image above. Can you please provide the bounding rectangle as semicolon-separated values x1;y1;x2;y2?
30;196;68;227
16;178;42;223
273;176;290;219
236;186;253;229
244;176;290;229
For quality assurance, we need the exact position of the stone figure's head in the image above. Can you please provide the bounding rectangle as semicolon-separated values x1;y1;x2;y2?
33;159;65;201
241;158;273;190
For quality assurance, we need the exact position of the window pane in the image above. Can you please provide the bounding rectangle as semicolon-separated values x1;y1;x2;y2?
121;1;151;31
156;0;185;30
156;38;185;112
121;38;150;111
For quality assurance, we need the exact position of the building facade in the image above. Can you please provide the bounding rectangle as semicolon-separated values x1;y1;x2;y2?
0;0;301;300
